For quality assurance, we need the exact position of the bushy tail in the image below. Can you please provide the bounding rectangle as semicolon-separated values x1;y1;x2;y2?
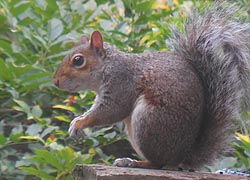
170;3;250;168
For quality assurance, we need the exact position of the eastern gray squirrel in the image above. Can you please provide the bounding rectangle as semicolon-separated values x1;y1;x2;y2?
53;3;250;169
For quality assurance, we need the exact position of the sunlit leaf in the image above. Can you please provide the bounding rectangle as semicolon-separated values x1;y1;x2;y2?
88;148;96;155
236;132;250;143
52;104;78;113
54;115;71;122
13;99;30;114
19;135;45;144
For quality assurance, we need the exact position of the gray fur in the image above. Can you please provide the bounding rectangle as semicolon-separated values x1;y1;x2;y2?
54;3;250;169
101;3;250;168
168;3;250;167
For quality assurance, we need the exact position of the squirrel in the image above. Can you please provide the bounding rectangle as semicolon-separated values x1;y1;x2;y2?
53;3;250;169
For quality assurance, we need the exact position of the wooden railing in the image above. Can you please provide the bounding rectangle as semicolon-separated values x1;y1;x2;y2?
71;164;249;180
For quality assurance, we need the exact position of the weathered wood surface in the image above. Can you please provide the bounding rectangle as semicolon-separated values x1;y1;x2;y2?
72;164;250;180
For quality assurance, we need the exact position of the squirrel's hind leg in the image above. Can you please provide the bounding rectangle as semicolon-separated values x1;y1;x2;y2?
123;95;194;168
113;158;160;169
117;96;168;169
113;110;161;169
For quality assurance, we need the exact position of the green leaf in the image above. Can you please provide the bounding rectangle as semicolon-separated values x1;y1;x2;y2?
31;105;42;118
104;131;116;139
95;0;109;5
92;127;113;137
54;115;71;122
20;72;52;84
46;0;59;14
13;99;30;114
0;40;12;54
9;63;33;79
50;34;70;47
19;166;55;180
11;124;23;134
52;105;78;113
0;134;7;145
26;124;43;136
0;58;13;81
20;80;51;92
134;1;155;13
19;135;45;144
40;126;58;138
34;149;63;170
46;49;71;59
48;18;63;42
235;151;249;167
32;34;48;48
58;146;74;164
79;154;93;164
34;0;47;10
12;1;31;16
96;136;108;144
10;133;24;143
95;147;109;160
48;142;64;150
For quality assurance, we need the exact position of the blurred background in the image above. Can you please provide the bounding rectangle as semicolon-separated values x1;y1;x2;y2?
0;0;249;179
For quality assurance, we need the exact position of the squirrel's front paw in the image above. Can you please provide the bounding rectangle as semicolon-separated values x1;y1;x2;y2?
68;116;85;139
113;158;138;168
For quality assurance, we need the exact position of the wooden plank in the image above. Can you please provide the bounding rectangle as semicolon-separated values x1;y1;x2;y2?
71;164;250;180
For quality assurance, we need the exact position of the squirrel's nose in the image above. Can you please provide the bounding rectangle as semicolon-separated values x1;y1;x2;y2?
54;78;59;87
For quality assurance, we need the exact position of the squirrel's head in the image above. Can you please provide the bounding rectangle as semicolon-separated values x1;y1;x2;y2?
53;31;105;93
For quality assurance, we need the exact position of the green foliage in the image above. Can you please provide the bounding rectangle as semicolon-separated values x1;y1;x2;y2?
234;133;250;170
19;146;92;180
0;0;249;179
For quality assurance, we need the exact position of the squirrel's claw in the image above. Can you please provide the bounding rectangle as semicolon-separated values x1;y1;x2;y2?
68;116;85;139
113;158;138;168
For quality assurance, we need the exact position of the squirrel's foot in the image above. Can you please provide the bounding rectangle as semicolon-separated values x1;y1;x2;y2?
68;116;86;139
113;158;138;168
113;158;159;169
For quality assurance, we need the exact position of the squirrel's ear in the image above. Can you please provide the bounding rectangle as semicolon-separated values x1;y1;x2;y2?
81;34;89;45
90;30;103;50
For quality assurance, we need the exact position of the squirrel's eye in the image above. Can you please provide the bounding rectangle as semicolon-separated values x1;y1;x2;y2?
72;54;85;68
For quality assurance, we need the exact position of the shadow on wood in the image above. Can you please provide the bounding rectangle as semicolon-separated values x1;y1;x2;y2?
72;164;250;180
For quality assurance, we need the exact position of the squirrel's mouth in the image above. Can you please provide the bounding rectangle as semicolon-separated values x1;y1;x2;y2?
62;82;81;93
53;76;80;93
